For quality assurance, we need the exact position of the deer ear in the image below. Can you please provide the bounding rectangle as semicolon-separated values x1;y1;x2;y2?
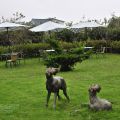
88;88;91;91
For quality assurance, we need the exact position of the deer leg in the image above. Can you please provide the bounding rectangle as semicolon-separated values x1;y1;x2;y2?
53;92;57;109
57;91;61;101
46;91;51;107
63;89;70;102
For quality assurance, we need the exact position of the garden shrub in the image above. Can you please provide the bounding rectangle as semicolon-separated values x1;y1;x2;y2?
43;39;90;71
44;53;82;71
59;41;83;50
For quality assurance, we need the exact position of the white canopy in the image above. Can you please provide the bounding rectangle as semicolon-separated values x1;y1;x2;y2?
0;22;26;31
0;22;25;28
71;21;104;29
70;21;105;33
29;21;66;32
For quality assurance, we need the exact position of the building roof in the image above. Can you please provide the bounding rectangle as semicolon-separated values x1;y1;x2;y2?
31;18;65;26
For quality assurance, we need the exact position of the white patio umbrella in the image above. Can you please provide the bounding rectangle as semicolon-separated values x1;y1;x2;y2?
71;21;104;29
0;22;27;35
29;21;66;32
71;21;104;32
0;22;27;50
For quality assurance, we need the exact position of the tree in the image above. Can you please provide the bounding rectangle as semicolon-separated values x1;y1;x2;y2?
0;12;25;23
108;14;120;29
55;29;75;42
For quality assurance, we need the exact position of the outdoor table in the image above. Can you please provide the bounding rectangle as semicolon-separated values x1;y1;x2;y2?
84;47;93;49
84;47;93;52
43;49;55;59
45;49;55;52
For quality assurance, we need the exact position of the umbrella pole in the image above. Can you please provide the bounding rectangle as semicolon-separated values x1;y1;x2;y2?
84;27;88;40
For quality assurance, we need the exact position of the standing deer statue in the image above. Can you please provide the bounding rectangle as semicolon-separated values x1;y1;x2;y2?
45;67;70;109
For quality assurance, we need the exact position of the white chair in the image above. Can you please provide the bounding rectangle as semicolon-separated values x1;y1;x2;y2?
96;47;106;57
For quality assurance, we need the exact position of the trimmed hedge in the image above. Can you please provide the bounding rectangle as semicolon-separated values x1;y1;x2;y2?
1;40;120;57
85;40;120;53
85;40;109;49
0;42;82;56
0;43;50;57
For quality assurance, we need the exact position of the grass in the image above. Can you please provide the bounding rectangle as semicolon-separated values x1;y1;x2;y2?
0;54;120;120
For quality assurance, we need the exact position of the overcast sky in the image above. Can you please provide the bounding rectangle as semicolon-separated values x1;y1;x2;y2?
0;0;120;22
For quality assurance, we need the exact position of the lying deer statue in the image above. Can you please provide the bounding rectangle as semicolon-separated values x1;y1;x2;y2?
45;67;70;109
88;84;112;110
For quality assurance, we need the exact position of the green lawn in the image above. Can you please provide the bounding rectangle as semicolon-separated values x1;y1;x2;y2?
0;54;120;120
